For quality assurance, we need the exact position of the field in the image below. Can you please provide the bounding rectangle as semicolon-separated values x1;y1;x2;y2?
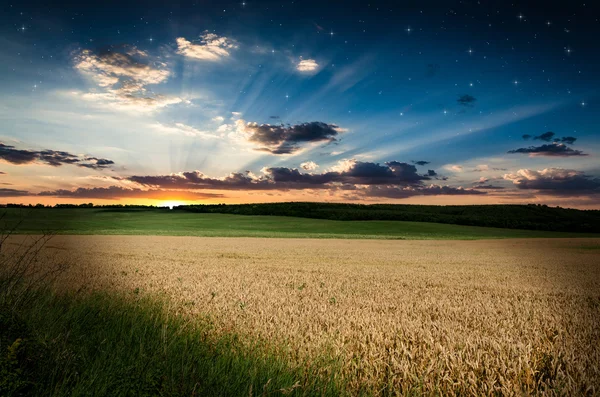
3;207;598;239
6;234;599;395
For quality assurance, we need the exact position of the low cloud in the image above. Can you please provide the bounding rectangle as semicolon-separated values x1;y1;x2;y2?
362;184;486;199
0;143;114;170
38;186;224;200
129;159;435;192
504;168;600;196
508;143;587;157
523;131;577;144
0;188;30;197
176;32;238;61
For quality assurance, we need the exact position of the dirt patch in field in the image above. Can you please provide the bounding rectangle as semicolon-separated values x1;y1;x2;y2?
17;236;600;395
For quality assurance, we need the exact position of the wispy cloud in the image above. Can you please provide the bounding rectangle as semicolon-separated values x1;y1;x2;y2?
73;45;182;112
296;58;319;73
176;32;238;61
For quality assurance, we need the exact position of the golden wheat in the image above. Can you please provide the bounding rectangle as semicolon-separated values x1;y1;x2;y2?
19;236;600;396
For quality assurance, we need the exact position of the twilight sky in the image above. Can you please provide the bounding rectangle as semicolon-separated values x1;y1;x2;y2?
1;0;599;208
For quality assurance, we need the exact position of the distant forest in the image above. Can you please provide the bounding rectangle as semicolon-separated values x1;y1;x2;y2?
177;203;600;233
3;202;599;233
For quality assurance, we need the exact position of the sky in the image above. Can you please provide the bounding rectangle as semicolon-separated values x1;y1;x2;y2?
1;0;599;208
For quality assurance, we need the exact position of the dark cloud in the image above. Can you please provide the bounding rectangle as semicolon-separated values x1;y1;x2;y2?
0;188;30;197
504;168;600;196
427;170;437;177
457;94;476;107
475;185;506;190
411;160;430;166
129;160;434;191
242;121;345;154
0;143;39;165
508;143;587;157
362;185;486;199
560;136;577;144
534;131;555;142
0;143;115;169
38;186;224;200
522;132;577;145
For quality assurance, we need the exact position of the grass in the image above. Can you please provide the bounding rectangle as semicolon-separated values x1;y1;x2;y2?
0;288;343;396
3;208;596;239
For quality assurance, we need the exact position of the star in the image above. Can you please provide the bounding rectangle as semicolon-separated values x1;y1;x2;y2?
20;25;26;32
329;30;334;37
443;109;448;115
546;21;552;26
517;13;524;21
285;94;289;100
581;101;586;107
565;47;572;55
406;26;412;33
514;80;519;85
467;48;474;55
149;37;154;42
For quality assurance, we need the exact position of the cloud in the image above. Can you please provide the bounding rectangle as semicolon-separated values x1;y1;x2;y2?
507;143;587;157
296;58;319;73
74;46;181;111
300;161;319;171
128;159;433;191
362;184;486;199
212;116;225;123
411;160;430;166
0;143;114;170
475;185;505;190
444;164;463;172
0;188;30;197
503;168;600;196
472;165;507;172
533;131;555;142
38;186;224;200
457;94;476;107
560;136;577;144
176;32;237;61
238;121;347;154
522;132;577;145
152;123;217;138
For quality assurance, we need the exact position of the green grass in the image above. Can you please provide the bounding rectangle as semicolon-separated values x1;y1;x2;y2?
0;287;343;396
3;208;596;239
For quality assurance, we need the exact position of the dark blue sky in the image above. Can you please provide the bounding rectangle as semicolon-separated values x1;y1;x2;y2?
0;0;599;207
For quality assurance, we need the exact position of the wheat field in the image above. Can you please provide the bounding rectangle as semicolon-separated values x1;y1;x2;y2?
26;236;600;395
